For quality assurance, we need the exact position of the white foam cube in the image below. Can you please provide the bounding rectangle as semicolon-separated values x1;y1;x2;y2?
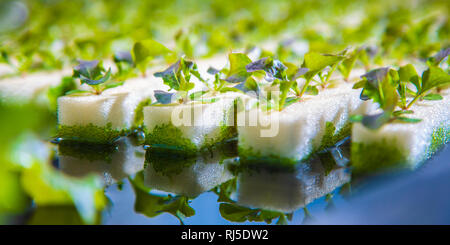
237;82;377;163
142;92;240;150
58;77;168;130
352;88;450;169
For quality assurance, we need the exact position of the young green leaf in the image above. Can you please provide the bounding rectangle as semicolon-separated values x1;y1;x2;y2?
154;90;178;104
73;60;103;81
421;66;450;93
302;52;344;80
79;68;112;85
132;40;173;76
113;51;133;65
360;67;398;111
65;89;92;96
225;53;252;83
394;117;422;123
427;47;450;66
154;57;197;92
232;77;260;96
398;64;420;92
246;57;287;81
422;93;443;100
207;66;221;75
360;111;392;130
339;48;362;80
393;110;414;116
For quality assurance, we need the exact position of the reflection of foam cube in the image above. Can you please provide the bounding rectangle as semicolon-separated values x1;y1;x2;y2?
57;77;167;143
143;93;240;153
58;138;145;186
352;88;450;173
144;154;235;198
237;83;377;164
237;158;350;212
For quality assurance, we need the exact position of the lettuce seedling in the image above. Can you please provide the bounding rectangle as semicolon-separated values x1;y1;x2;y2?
68;60;122;95
113;51;136;80
351;67;422;129
298;51;345;97
153;56;204;104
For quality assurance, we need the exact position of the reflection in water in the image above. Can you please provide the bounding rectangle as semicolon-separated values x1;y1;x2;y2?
143;149;236;198
211;142;352;224
58;137;145;186
49;136;353;224
236;154;350;212
128;142;238;224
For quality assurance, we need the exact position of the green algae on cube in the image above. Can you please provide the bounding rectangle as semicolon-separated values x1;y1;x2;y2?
237;83;377;164
142;93;239;154
351;88;450;174
57;77;167;144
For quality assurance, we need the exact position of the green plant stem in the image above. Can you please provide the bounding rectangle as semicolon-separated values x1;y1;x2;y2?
298;79;311;98
325;64;338;83
406;95;420;109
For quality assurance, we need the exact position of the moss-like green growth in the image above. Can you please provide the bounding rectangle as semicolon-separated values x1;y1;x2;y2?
238;121;351;166
133;98;151;127
56;123;127;144
203;123;237;150
57;140;118;163
352;125;450;175
351;138;408;175
317;121;351;152
427;125;450;157
145;123;198;155
145;121;237;155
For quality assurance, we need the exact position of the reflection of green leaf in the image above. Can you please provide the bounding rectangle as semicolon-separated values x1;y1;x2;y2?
219;203;291;225
130;172;195;224
212;178;237;203
21;164;106;225
214;178;291;225
10;134;106;225
27;206;101;225
219;203;256;222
